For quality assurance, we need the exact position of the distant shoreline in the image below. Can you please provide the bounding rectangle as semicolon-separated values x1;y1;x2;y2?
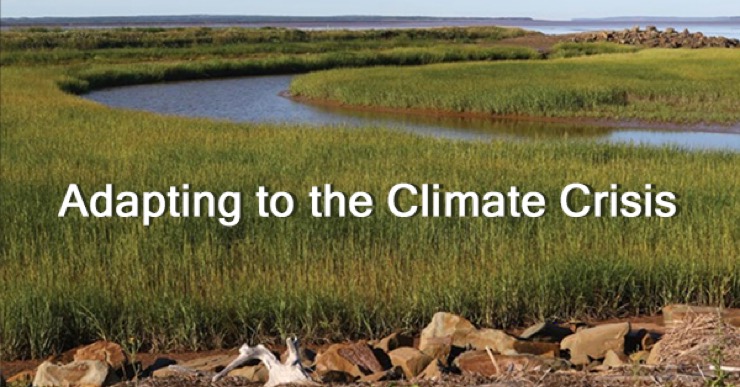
2;16;739;39
1;15;738;27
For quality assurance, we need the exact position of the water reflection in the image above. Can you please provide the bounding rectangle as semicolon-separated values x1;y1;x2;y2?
84;75;740;151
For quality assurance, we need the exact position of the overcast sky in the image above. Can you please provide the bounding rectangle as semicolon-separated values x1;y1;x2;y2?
1;0;736;19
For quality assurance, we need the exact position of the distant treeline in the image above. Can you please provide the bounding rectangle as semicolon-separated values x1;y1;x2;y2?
0;26;529;50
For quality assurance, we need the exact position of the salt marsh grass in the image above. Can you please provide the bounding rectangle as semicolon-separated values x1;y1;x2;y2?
291;49;740;124
0;28;737;361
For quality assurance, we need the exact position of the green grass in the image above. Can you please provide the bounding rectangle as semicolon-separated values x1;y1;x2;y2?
0;29;738;361
0;26;531;66
549;42;641;58
291;49;740;124
55;45;541;94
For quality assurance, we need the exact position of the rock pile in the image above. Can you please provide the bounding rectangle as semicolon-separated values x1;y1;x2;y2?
9;305;740;386
571;26;740;48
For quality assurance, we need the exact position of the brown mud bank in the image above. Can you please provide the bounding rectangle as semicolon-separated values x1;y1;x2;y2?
283;92;740;135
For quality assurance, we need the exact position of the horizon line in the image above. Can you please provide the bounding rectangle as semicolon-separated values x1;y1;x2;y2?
2;14;738;21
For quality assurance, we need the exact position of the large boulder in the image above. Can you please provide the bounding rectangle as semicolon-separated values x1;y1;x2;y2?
419;336;452;362
519;322;573;343
513;340;560;356
33;360;113;387
419;312;476;352
315;344;368;380
602;350;628;368
454;351;551;376
417;359;444;380
73;341;127;373
467;329;518;355
560;322;630;365
419;312;517;355
374;332;414;353
336;342;384;373
388;347;433;379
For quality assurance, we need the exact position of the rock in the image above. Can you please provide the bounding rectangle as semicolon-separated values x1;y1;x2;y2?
455;351;551;376
560;322;630;366
316;370;356;383
336;342;384;374
419;312;476;352
152;354;240;377
646;340;663;365
227;364;269;383
358;366;403;383
419;336;452;360
419;312;517;355
417;359;444;380
388;347;433;379
519;322;573;343
314;343;376;379
467;329;518;355
74;341;127;373
587;360;609;372
568;321;590;333
602;350;627;368
513;340;560;356
7;370;35;385
375;332;414;353
33;360;113;387
642;332;657;351
570;27;737;49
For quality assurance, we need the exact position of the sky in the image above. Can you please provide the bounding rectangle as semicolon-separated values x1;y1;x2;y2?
0;0;736;20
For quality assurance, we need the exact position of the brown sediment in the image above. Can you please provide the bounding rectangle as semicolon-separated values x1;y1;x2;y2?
281;91;740;135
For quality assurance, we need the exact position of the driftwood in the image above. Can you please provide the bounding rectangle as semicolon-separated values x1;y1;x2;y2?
212;337;316;386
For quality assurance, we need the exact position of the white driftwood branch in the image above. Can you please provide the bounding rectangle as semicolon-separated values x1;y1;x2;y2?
212;337;316;387
710;365;740;373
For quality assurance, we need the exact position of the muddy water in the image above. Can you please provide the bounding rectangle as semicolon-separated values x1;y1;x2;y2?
84;75;740;151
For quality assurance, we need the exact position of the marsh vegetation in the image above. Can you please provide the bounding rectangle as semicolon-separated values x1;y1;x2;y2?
0;27;737;361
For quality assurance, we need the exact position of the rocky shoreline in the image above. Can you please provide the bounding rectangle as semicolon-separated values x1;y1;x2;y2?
570;26;739;48
4;304;739;387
